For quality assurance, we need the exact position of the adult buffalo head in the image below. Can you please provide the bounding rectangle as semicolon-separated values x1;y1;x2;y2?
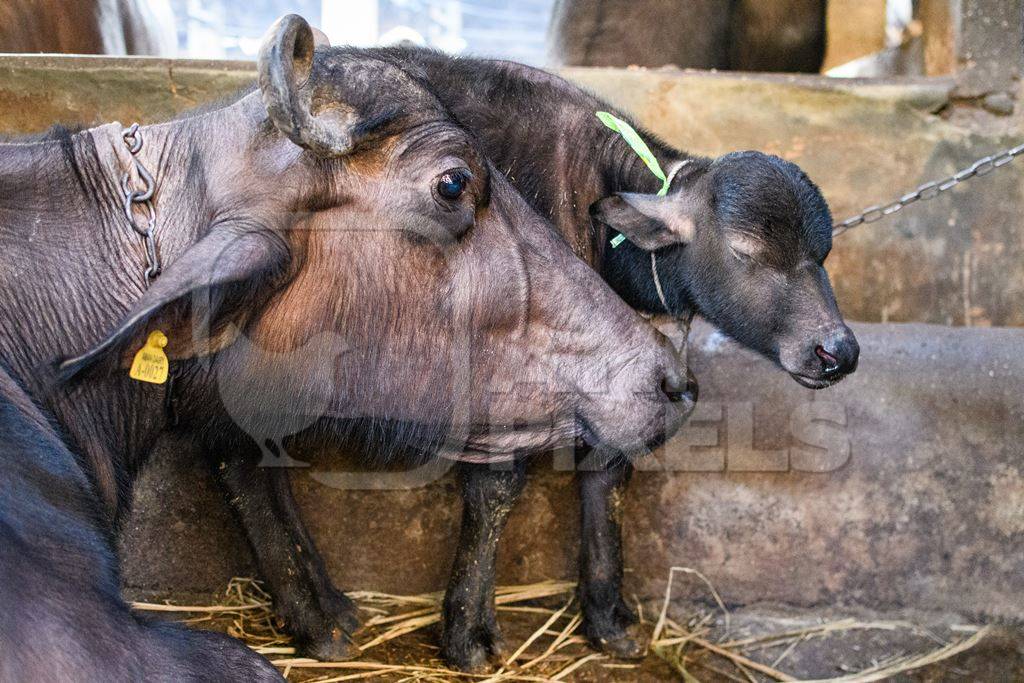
59;15;694;462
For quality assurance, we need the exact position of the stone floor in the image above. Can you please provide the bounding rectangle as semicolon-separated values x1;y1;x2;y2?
129;587;1024;682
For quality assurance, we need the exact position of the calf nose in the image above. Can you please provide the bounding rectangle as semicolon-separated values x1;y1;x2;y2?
662;367;699;405
816;328;859;376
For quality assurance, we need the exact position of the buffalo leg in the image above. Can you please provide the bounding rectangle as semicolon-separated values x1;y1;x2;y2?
211;451;359;661
442;459;527;671
576;454;646;658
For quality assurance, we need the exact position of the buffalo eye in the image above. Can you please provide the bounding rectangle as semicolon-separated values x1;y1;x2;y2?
436;169;470;201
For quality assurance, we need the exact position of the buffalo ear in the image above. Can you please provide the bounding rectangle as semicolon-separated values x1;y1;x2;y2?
58;225;289;380
258;14;355;156
591;192;697;251
310;27;331;47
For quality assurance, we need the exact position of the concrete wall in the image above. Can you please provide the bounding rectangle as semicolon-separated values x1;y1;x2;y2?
121;322;1024;621
920;0;1024;96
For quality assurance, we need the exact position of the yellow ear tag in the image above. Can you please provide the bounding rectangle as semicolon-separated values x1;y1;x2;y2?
129;331;169;384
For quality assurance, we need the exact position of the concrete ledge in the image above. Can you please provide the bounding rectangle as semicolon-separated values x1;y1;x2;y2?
121;322;1024;622
2;56;1022;326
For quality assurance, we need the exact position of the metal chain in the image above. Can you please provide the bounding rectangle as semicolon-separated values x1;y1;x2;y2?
834;141;1024;236
120;123;161;282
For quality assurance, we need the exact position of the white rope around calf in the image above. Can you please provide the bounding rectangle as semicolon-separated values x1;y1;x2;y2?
650;251;695;365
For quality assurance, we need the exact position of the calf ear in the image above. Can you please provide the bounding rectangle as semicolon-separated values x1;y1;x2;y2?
259;14;355;157
591;192;696;251
58;225;289;381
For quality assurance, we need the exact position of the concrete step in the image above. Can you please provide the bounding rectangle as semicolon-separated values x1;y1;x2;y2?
121;321;1024;625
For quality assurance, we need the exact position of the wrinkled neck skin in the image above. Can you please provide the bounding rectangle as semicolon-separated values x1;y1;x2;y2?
0;96;268;523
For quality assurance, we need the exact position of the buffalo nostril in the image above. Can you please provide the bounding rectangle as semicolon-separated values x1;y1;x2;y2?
815;345;841;375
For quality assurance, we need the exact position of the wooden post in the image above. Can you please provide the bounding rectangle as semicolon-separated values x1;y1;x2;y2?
918;0;1023;96
822;0;888;72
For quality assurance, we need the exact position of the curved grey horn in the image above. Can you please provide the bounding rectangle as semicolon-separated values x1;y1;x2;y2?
258;14;354;156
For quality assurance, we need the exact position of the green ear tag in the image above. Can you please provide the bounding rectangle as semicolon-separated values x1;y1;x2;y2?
596;112;671;248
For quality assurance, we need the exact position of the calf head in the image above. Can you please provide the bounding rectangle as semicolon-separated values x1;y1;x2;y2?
594;150;858;388
61;15;692;459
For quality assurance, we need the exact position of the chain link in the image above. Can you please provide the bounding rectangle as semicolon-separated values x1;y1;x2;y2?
834;141;1024;236
120;123;161;282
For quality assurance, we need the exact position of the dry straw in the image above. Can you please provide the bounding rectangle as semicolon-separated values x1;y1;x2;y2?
133;569;991;682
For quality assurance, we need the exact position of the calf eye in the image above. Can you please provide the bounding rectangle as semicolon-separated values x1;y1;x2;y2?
729;245;754;263
726;233;763;264
436;169;470;201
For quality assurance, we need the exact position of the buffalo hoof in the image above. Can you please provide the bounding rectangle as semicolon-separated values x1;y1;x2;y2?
442;624;507;672
302;626;357;662
320;589;361;635
582;599;647;659
588;628;648;659
296;588;360;661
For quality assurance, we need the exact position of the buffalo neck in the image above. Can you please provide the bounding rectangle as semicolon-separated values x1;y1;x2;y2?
490;101;687;316
386;49;688;315
518;105;691;316
597;124;692;317
0;104;248;523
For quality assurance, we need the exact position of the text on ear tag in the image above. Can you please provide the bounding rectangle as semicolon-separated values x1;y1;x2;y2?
129;331;169;384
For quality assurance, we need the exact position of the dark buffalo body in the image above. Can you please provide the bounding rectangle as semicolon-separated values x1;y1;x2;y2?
0;364;280;680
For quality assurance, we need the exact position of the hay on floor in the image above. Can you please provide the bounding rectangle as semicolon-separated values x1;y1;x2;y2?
132;569;991;682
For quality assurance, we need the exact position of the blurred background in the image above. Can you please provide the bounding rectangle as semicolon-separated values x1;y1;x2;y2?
168;0;554;65
0;0;954;78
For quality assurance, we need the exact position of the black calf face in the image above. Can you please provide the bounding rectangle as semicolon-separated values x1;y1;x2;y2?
595;151;859;388
690;152;858;387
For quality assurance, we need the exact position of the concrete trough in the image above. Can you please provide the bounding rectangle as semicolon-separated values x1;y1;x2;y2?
121;321;1024;623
